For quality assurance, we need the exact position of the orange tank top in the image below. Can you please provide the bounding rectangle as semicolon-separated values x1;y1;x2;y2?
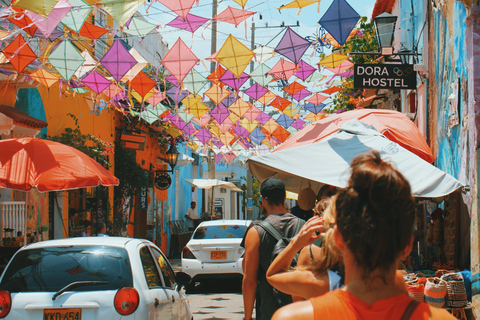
310;290;430;320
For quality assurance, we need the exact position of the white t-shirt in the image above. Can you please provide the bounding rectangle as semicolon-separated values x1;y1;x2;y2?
185;207;197;228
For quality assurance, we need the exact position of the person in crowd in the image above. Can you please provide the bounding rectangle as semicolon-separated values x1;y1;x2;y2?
242;177;304;320
272;151;455;320
68;209;81;237
267;199;341;301
93;222;108;237
185;201;197;231
80;219;92;237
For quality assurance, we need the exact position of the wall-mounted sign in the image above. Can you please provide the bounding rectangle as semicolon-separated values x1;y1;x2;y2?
140;186;148;209
354;64;416;89
214;199;223;206
155;172;172;190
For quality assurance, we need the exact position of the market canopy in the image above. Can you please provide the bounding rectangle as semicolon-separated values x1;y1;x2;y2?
184;178;243;192
248;120;464;198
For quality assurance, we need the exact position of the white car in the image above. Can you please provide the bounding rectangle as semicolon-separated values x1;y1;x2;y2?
181;219;252;290
0;237;193;320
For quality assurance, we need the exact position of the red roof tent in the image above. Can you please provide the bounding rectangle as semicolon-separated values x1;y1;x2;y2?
371;0;395;20
0;105;47;129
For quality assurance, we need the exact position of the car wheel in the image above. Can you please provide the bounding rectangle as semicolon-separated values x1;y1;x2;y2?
186;281;196;293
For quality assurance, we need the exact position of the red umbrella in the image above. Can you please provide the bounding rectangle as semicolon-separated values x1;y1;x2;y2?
0;137;119;192
273;109;434;163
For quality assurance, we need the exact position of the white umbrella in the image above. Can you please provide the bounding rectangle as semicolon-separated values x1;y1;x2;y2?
248;119;464;198
184;178;243;192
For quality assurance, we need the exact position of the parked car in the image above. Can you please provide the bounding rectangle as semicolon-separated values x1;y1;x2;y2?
181;219;252;291
0;237;193;319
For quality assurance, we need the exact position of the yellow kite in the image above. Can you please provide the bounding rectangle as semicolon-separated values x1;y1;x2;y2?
318;53;349;68
279;0;320;10
29;68;60;88
216;34;255;78
100;0;146;26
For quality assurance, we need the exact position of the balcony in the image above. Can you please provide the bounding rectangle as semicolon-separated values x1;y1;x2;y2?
0;201;26;239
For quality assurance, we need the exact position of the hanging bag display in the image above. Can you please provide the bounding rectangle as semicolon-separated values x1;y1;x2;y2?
441;272;468;308
424;277;447;308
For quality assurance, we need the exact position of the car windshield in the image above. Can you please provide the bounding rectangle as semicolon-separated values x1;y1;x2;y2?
0;245;133;293
193;224;248;240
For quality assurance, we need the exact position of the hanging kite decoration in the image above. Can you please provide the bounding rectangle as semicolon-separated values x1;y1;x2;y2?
318;0;360;46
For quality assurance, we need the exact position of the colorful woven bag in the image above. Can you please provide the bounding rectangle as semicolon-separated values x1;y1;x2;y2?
425;277;447;308
441;272;468;308
408;284;425;302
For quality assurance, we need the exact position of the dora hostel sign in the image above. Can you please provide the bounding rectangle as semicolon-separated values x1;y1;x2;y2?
354;64;416;89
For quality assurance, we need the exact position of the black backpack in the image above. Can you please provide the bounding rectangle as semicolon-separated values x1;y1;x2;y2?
258;218;305;306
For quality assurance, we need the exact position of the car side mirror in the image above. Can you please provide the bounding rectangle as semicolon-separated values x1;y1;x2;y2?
175;271;192;290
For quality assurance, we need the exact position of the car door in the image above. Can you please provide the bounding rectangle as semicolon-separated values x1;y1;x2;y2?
149;247;188;320
139;246;174;320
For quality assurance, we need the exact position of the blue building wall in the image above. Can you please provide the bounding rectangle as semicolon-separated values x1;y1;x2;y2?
14;88;47;136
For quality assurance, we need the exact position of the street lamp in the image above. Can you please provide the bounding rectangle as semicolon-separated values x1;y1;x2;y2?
398;45;412;64
156;141;179;173
374;12;398;56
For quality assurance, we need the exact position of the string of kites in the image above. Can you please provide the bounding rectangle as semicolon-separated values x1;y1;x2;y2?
0;0;363;165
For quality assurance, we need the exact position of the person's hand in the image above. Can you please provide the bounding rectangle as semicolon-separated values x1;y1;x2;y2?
291;216;324;250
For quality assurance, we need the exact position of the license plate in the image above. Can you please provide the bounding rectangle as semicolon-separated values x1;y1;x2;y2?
44;308;81;320
211;251;227;259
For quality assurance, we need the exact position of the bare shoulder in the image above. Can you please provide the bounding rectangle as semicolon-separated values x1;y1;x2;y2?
428;306;457;320
272;300;315;320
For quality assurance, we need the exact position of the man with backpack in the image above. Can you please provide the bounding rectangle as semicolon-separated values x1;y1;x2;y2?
242;177;305;320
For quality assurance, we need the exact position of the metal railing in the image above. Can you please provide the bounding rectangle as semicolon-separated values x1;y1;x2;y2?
0;201;26;239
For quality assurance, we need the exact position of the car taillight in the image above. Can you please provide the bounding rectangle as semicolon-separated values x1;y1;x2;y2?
0;290;11;318
182;247;196;259
114;287;139;315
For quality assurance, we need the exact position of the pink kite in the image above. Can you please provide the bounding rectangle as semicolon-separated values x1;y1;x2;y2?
213;6;255;26
167;13;209;33
25;0;72;38
307;93;329;104
267;59;298;81
81;70;111;94
161;38;199;83
157;0;196;20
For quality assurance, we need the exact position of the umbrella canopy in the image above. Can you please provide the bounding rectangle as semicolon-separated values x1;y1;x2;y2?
248;120;464;198
184;179;243;192
274;109;434;163
0;137;119;192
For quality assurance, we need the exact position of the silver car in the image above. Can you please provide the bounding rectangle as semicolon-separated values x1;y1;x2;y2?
181;219;251;291
0;237;193;319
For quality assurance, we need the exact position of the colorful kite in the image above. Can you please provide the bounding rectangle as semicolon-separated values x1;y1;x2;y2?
122;47;149;81
318;53;349;68
29;68;59;88
205;83;231;105
2;34;37;73
267;59;298;80
253;46;276;64
251;64;273;87
25;0;72;38
157;0;196;20
100;40;137;82
167;13;209;33
219;70;250;91
318;0;360;46
269;96;291;111
307;93;329;104
275;28;310;64
78;22;108;39
161;38;199;83
182;69;209;95
8;9;38;36
304;102;326;114
207;65;227;87
295;60;316;81
99;0;146;26
130;71;156;99
48;39;85;80
215;34;255;78
61;0;91;32
13;0;58;17
123;16;157;38
213;7;255;26
245;83;268;100
81;70;111;94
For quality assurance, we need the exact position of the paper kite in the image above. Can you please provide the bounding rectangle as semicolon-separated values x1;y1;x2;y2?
29;68;59;88
229;99;251;118
78;22;108;39
157;0;196;20
272;125;291;143
13;0;58;17
25;0;72;38
167;13;209;33
232;0;249;8
215;34;255;78
307;93;329;104
141;103;168;124
207;65;227;87
295;61;316;81
99;0;146;26
100;40;137;82
275;28;310;64
255;112;271;125
283;104;302;118
161;38;199;83
48;40;85;80
123;16;157;38
214;7;255;26
2;35;37;73
146;90;165;105
243;105;262;122
318;53;349;68
325;59;354;75
170;115;187;130
187;100;209;118
103;83;125;100
72;50;96;79
284;82;306;96
244;83;268;100
219;70;250;91
269;96;291;111
322;28;359;48
249;127;266;145
304;102;326;114
181;94;202;109
195;128;212;144
267;59;298;81
221;92;239;107
253;46;276;64
81;70;111;94
7;9;37;36
166;86;189;105
177;107;194;124
61;0;91;32
233;124;250;139
121;47;149;81
322;86;342;95
192;113;212;127
223;150;237;163
292;88;311;101
182;69;209;95
279;0;319;10
211;105;230;123
205;83;231;105
182;122;198;135
257;91;276;105
239;118;257;133
291;118;306;130
215;118;234;134
276;113;295;128
318;0;360;46
130;71;156;99
251;64;273;87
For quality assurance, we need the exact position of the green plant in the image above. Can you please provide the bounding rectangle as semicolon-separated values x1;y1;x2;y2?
240;175;261;215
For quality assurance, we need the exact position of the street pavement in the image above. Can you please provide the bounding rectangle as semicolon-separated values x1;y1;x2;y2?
171;259;249;320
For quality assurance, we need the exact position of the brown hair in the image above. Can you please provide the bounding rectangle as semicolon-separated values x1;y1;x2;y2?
335;150;415;279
